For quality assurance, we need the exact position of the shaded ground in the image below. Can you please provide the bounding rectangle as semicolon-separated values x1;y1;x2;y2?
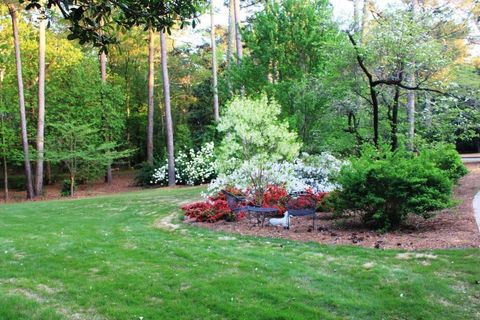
0;170;141;203
192;163;480;250
0;187;479;319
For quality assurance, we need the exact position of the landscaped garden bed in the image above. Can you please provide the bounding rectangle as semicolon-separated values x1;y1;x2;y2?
187;163;480;250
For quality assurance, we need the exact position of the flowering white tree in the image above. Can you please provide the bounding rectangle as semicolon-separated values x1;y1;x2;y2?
217;94;301;173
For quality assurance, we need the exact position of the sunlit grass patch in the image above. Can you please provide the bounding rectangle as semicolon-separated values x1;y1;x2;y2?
0;186;479;319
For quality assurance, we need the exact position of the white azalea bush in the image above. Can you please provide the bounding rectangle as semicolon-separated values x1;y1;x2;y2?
151;142;217;186
207;153;346;196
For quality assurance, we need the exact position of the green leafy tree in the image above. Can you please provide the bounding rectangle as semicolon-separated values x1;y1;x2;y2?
46;121;132;196
217;94;301;172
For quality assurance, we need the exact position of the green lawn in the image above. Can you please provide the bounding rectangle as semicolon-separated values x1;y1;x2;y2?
0;187;479;320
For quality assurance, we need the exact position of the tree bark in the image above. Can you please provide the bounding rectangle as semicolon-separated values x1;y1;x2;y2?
361;0;369;44
233;0;243;63
406;0;419;151
348;33;379;146
390;86;400;151
99;49;113;183
70;174;75;197
147;28;155;165
353;0;360;32
35;5;46;196
8;4;34;199
160;31;176;186
227;0;236;66
210;3;220;122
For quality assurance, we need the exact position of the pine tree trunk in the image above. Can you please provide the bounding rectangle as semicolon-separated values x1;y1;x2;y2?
227;0;236;66
147;28;155;164
361;0;369;44
233;0;245;95
8;4;34;199
406;0;419;151
211;4;220;122
99;50;113;183
233;0;243;63
353;0;360;32
35;6;46;196
160;31;176;187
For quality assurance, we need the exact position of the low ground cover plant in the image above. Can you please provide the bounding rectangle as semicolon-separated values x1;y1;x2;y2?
327;144;467;230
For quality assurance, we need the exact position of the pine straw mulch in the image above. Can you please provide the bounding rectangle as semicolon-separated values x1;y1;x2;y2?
190;163;480;250
0;170;141;203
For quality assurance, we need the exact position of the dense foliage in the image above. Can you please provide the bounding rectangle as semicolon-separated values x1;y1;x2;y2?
328;145;467;230
0;0;479;205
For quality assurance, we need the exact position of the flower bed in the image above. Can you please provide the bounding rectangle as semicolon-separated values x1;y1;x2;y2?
182;185;328;223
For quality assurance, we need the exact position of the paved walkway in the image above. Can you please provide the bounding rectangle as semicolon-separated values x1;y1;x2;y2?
474;192;480;232
461;154;480;164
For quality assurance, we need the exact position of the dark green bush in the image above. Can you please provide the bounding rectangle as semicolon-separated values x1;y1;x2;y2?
60;179;77;197
330;145;454;230
420;144;468;183
134;162;158;187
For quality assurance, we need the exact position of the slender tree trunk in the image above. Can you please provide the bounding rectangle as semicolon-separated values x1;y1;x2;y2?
361;0;369;44
226;0;236;95
353;0;360;32
8;4;34;199
70;174;74;197
391;86;400;151
147;28;155;164
406;0;419;151
370;87;379;146
233;0;243;63
35;5;46;196
227;0;236;66
100;51;107;83
99;50;113;183
210;3;220;122
160;31;175;186
233;0;245;95
3;155;8;202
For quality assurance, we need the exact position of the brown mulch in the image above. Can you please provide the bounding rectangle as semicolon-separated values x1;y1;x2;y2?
0;170;141;203
191;163;480;250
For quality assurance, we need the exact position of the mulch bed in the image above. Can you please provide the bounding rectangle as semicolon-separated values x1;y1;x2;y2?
0;170;141;203
190;163;480;250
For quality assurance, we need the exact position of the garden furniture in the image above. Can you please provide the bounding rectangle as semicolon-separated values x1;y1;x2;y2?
285;192;318;229
222;190;280;227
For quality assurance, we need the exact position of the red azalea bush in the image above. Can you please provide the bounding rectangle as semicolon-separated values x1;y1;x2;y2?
262;185;290;214
181;185;329;223
182;188;245;223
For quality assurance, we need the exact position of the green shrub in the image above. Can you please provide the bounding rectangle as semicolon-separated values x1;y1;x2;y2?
60;179;77;197
330;146;454;230
420;144;468;183
134;162;158;187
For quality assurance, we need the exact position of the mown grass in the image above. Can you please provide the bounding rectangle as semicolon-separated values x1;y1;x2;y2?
0;186;479;319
